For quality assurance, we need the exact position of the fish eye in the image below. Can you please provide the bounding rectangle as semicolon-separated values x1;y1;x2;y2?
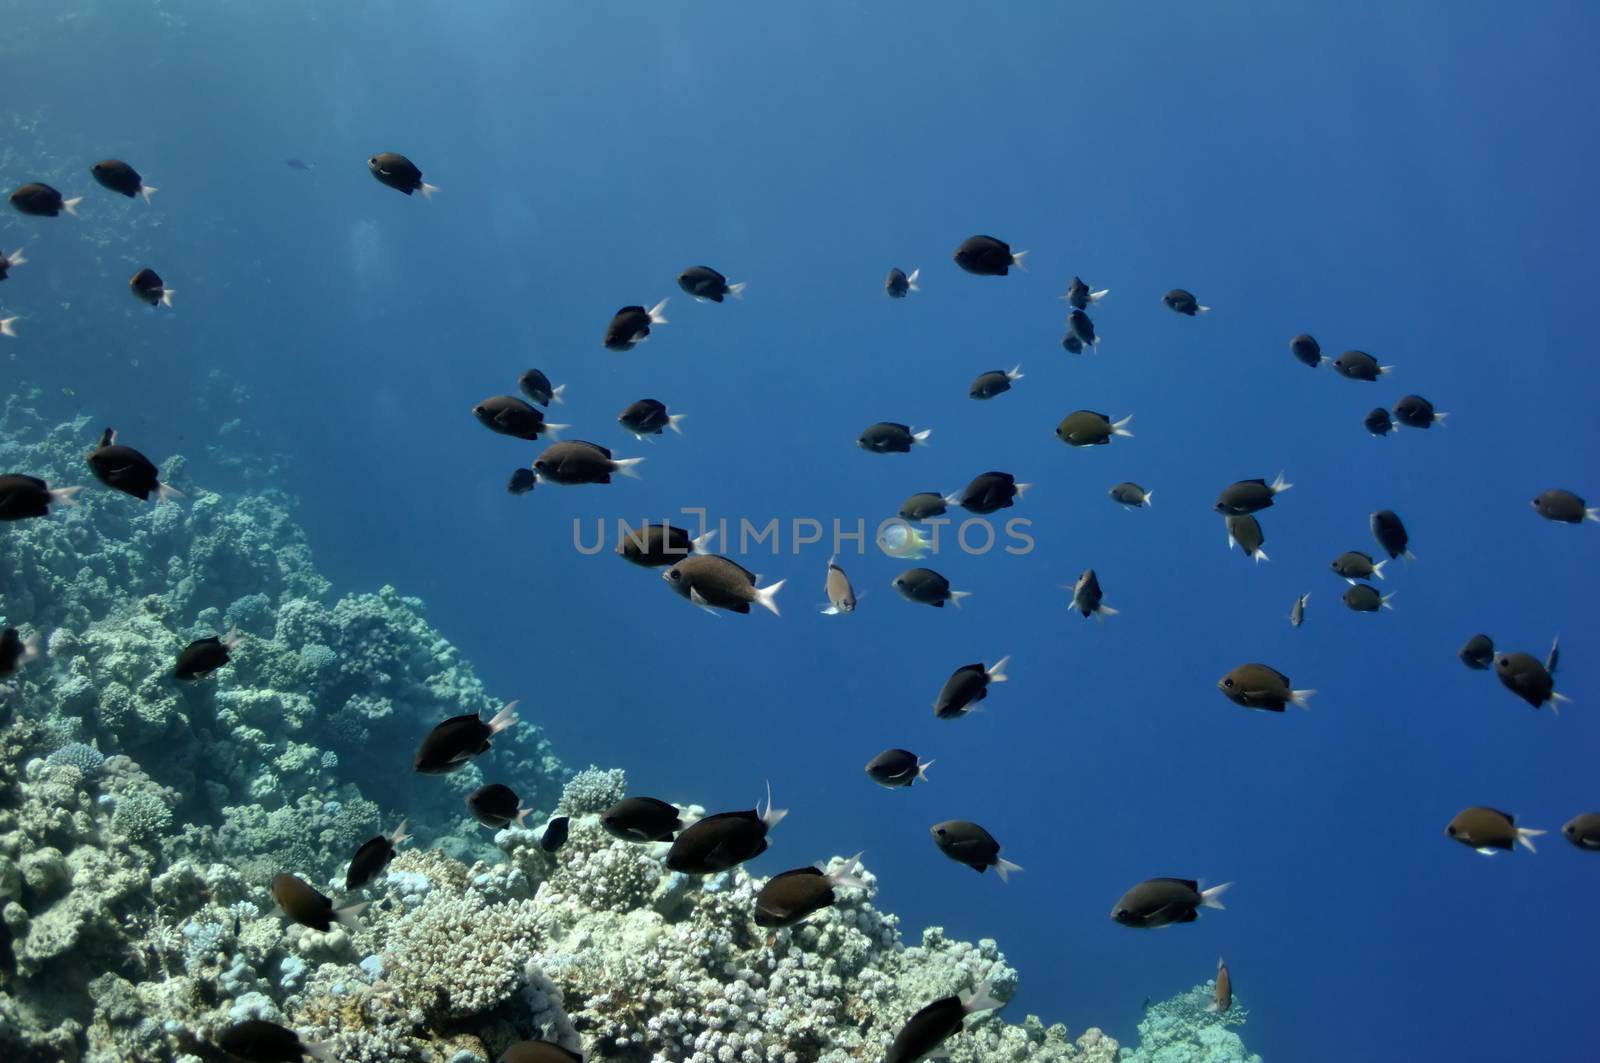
1446;826;1457;836
1223;678;1233;687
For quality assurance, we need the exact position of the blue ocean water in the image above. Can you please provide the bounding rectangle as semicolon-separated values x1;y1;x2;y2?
4;3;1598;1061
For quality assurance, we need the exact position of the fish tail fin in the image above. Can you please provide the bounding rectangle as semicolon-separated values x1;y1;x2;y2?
1290;688;1316;710
916;758;934;783
755;579;785;616
514;807;535;827
1379;363;1395;375
418;182;439;200
1200;881;1232;909
1381;593;1396;610
667;413;686;434
62;197;82;217
1372;559;1388;580
6;248;24;267
1090;288;1109;302
1270;470;1293;494
612;457;645;479
334;900;369;927
829;851;870;891
1196;304;1211;313
50;485;83;507
1010;250;1030;272
155;482;185;505
1112;415;1133;438
18;633;40;666
986;655;1011;683
906;268;921;291
912;427;932;446
647;298;670;324
994;857;1024;884
1433;411;1449;426
1206;1002;1221;1013
961;975;1004;1014
1402;549;1416;564
942;491;962;506
139;184;158;205
1;317;18;337
488;700;521;734
760;780;788;829
301;1039;334;1062
389;819;412;848
1144;490;1153;507
1517;827;1546;853
1551;690;1573;710
1007;364;1024;381
1013;482;1031;501
221;625;242;650
820;604;840;615
542;423;569;442
1586;507;1600;523
691;529;717;553
948;589;971;609
549;383;566;406
158;287;175;309
1253;546;1269;563
726;281;747;300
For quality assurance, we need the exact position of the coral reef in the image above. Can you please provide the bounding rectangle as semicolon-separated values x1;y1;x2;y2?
1123;981;1256;1063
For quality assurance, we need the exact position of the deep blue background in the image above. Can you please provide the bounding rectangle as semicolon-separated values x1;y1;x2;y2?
4;3;1598;1060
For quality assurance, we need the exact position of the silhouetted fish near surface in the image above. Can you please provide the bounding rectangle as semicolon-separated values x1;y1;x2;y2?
474;396;565;441
616;523;715;567
1330;550;1387;583
1056;410;1132;447
1225;514;1268;562
1341;583;1394;613
1162;289;1209;315
601;797;684;842
499;1041;583;1063
603;300;669;351
821;555;857;615
1370;509;1414;561
1214;473;1291;515
129;268;174;308
506;468;536;495
87;428;183;503
969;366;1023;399
1062;276;1109;310
271;873;366;932
755;853;869;927
1208;958;1232;1013
934;657;1010;719
664;554;785;616
1065;309;1100;351
1111;878;1230;928
9;182;80;217
1290;593;1309;627
885;979;1004;1063
899;492;949;522
1459;634;1495;670
517;368;565;407
1561;813;1600;850
930;820;1021;880
677;265;745;303
175;628;242;680
345;820;410;891
1494;638;1568;711
532;441;643;485
1446;807;1545;855
466;783;533;829
1060;332;1085;355
0;474;82;520
864;748;933;788
952;471;1027;514
885;267;920;297
665;785;787;874
0;246;26;281
892;567;968;608
1364;407;1393;436
953;234;1027;276
367;152;436;198
1531;488;1598;524
1218;663;1313;712
618;398;685;439
1332;350;1393;381
412;701;520;773
859;422;931;453
90;159;156;203
1290;333;1325;368
1109;482;1151;508
1;628;39;679
1065;569;1116;620
1392;394;1447;429
284;158;315;172
540;815;570;852
216;1018;331;1062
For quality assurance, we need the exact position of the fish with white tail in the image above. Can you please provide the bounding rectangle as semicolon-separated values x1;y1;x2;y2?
821;555;857;615
969;365;1024;400
1063;275;1109;309
677;264;745;303
532;441;642;485
930;820;1023;881
885;266;920;297
1218;663;1313;712
1112;878;1231;928
616;523;716;568
1066;569;1117;621
892;567;968;608
1162;288;1210;315
618;398;685;440
667;783;787;873
1056;410;1132;446
0;474;81;520
664;555;784;616
934;656;1010;719
886;976;1006;1063
859;422;932;453
755;852;871;927
864;748;933;788
0;247;25;281
129;268;175;308
1446;807;1545;855
9;182;81;218
1226;514;1269;563
1214;472;1292;515
367;152;437;198
953;234;1027;276
90;159;157;203
603;299;669;351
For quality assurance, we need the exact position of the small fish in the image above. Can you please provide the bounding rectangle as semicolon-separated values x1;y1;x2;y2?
1363;407;1393;436
517;368;565;407
0;474;83;520
1226;514;1268;563
1065;569;1117;621
1459;634;1495;670
1392;394;1447;429
0;246;26;281
1208;958;1232;1014
367;152;437;198
1162;289;1209;315
755;853;869;927
1494;638;1569;711
1370;509;1414;561
603;300;669;351
898;492;949;522
506;468;537;495
1061;332;1085;355
821;555;857;615
934;657;1010;719
953;234;1027;276
892;567;968;608
1;628;40;679
9;183;81;218
864;748;933;788
664;554;785;616
1290;592;1309;627
1289;333;1325;368
1062;276;1109;310
1330;550;1387;584
885;979;1004;1063
345;820;411;891
665;785;787;874
1214;473;1292;515
1111;878;1231;928
1109;482;1152;509
1217;663;1313;712
129;268;175;308
216;1019;332;1062
1065;309;1100;351
601;797;684;842
270;872;366;933
532;440;643;485
473;396;565;442
412;701;520;774
969;366;1023;400
616;523;715;567
1056;410;1132;447
1561;813;1600;851
175;628;242;680
90;159;157;203
930;820;1022;880
540;816;570;853
859;422;932;453
618;398;685;439
1531;488;1598;524
951;471;1028;514
1341;583;1394;613
1332;350;1393;381
885;267;921;298
877;521;933;559
499;1041;583;1063
87;428;182;502
1445;807;1545;855
465;783;534;829
677;265;745;303
284;158;315;172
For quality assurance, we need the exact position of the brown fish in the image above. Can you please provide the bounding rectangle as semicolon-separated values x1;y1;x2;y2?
1207;958;1232;1013
270;872;366;932
754;853;869;927
1445;807;1544;855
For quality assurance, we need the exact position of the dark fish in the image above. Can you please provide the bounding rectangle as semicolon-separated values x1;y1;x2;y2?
1494;638;1568;711
0;474;83;520
619;398;685;438
934;657;1011;719
665;787;787;874
1332;350;1392;381
1363;408;1393;437
822;555;857;615
1213;473;1292;515
1056;410;1132;446
1;628;39;679
90;159;156;203
864;748;933;788
0;246;26;281
859;422;932;453
9;183;81;218
969;366;1023;399
1061;331;1085;355
930;820;1021;880
953;471;1028;514
677;265;745;303
1162;289;1209;315
892;568;968;608
532;440;643;485
129;268;174;308
1208;958;1232;1014
87;428;182;502
412;701;520;774
540;815;570;853
601;797;683;842
1065;569;1116;620
284;158;315;172
885;267;920;298
1531;488;1598;524
1062;276;1108;310
216;1018;330;1062
1446;807;1544;854
175;629;242;680
616;523;714;567
1561;813;1600;851
1217;663;1313;712
473;395;565;441
1111;878;1230;928
1459;634;1495;670
466;783;533;829
1109;482;1151;508
899;492;949;521
1225;514;1268;563
517;369;565;407
953;234;1027;276
1330;550;1387;583
499;1042;583;1063
1289;333;1325;368
1289;593;1309;628
1392;394;1446;429
270;873;365;933
755;854;868;927
1065;309;1100;351
1370;509;1414;561
1341;583;1393;613
886;980;1004;1063
506;468;537;495
345;820;411;891
603;300;669;351
367;152;436;198
664;554;785;615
